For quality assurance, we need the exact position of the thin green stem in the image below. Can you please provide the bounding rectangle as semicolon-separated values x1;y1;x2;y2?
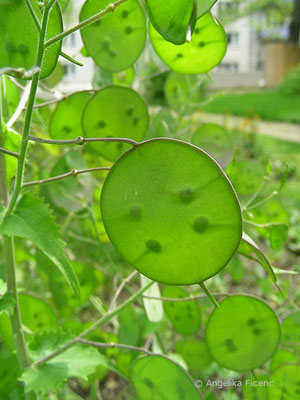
44;0;129;48
77;338;152;355
245;190;278;212
6;5;51;217
28;135;138;146
60;51;83;67
244;219;286;229
32;281;154;367
25;0;41;31
0;147;19;158
21;166;110;189
199;282;220;308
0;79;32;398
243;176;269;211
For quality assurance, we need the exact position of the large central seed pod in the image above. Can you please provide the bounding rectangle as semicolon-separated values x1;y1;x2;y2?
101;138;242;285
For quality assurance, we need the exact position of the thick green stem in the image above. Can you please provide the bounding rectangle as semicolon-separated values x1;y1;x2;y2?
6;5;51;217
199;281;220;308
0;81;31;392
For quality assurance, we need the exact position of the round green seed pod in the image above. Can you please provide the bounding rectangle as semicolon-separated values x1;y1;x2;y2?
206;295;281;372
101;138;242;285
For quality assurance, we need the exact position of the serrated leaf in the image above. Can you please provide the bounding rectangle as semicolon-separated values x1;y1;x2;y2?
22;345;108;394
0;292;16;317
0;194;80;297
23;330;110;394
22;364;68;394
28;329;73;362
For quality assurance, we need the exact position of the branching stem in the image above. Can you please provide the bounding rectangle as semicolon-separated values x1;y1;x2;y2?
77;338;152;355
0;147;19;158
28;135;138;146
22;167;110;188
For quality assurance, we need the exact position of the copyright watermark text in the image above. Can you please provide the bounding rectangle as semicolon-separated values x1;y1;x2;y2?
194;379;275;389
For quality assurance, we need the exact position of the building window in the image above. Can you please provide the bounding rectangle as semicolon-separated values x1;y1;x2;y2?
217;63;239;72
227;33;239;47
64;63;76;78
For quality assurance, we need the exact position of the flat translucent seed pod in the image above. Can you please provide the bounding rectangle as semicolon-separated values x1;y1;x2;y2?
242;374;269;400
206;295;281;372
82;86;149;161
162;286;201;335
175;339;212;374
281;313;300;345
269;364;300;400
48;151;93;212
80;0;146;72
130;355;202;399
197;0;217;18
192;123;234;168
226;159;265;197
0;0;62;79
50;91;91;140
101;138;242;285
146;0;196;45
270;349;299;372
164;72;206;113
149;13;227;75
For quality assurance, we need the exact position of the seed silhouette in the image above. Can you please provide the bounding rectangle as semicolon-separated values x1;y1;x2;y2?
193;216;209;233
129;205;142;218
146;240;161;253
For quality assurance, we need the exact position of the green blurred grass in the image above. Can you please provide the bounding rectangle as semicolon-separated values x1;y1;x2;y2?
202;90;300;123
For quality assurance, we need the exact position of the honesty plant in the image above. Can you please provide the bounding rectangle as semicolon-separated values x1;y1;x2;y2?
0;0;295;399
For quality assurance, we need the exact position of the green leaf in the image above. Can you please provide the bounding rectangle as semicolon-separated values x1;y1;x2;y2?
80;0;146;72
101;138;242;285
162;286;201;335
206;295;281;372
49;91;91;140
268;364;300;400
146;0;196;45
0;0;63;79
119;305;140;349
82;86;149;161
2;76;20;121
0;346;21;396
0;194;80;297
21;364;68;394
197;0;217;17
130;355;202;399
149;13;227;74
22;330;109;394
0;292;15;317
